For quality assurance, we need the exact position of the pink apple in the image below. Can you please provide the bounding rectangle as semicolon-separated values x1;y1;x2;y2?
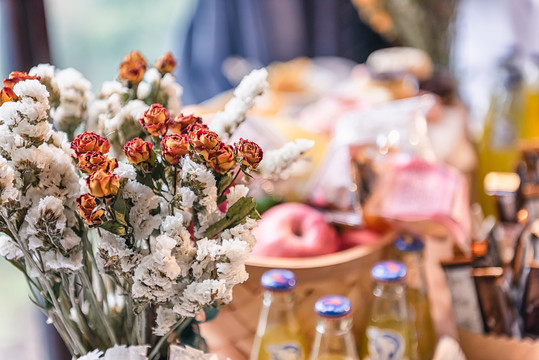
252;203;339;257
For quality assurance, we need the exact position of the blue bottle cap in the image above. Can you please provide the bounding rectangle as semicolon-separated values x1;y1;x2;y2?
394;235;425;252
314;295;352;318
261;269;297;291
371;261;407;282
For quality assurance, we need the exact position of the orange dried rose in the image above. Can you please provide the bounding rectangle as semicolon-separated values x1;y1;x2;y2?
0;87;17;105
139;104;169;136
86;170;120;198
184;122;209;141
208;144;236;174
118;50;147;84
77;151;118;175
123;138;153;164
155;52;177;74
235;138;263;169
71;132;111;156
3;71;39;89
193;129;222;161
76;194;105;225
161;134;190;165
168;114;202;134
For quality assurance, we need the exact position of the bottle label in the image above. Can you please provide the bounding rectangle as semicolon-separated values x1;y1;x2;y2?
265;342;303;360
366;326;408;360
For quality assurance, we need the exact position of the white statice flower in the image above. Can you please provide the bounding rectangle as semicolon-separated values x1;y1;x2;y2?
132;234;181;303
114;162;137;180
0;157;18;202
144;68;161;84
160;73;183;117
162;213;190;240
78;345;149;360
123;180;162;241
176;187;197;209
258;138;315;180
100;81;128;98
169;345;219;360
41;249;83;271
78;349;103;360
219;217;258;247
162;214;196;277
97;231;141;274
225;184;249;210
29;64;58;95
13;79;50;104
105;99;148;135
153;306;179;336
174;279;229;318
0;233;23;260
51;68;92;133
210;68;268;138
136;81;152;100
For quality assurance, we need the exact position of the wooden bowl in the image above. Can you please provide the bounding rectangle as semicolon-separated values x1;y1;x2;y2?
200;234;394;359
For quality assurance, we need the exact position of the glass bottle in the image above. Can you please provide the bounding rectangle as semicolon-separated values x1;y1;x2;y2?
394;236;436;360
476;56;523;217
250;269;306;360
310;295;359;360
361;261;418;360
521;54;539;141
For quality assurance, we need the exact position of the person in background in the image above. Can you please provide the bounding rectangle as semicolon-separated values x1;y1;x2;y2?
176;0;389;104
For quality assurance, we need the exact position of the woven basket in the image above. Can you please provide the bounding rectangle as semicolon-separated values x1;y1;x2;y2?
200;233;394;359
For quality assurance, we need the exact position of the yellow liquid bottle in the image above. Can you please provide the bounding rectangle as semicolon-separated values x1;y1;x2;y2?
251;269;306;360
476;61;522;217
521;55;539;140
360;261;418;360
310;295;359;360
394;236;436;360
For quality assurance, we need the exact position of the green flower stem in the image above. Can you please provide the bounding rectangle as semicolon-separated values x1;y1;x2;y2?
1;213;87;355
67;273;96;347
79;269;118;346
148;317;187;360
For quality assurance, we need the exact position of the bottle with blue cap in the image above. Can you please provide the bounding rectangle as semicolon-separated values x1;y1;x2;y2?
360;260;418;360
309;295;359;360
394;235;435;360
250;269;306;360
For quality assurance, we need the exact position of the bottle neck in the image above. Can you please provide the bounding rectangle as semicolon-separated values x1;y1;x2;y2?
311;316;358;359
315;316;353;336
256;289;299;334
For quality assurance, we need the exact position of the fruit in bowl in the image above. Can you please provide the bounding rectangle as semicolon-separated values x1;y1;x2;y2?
252;203;339;257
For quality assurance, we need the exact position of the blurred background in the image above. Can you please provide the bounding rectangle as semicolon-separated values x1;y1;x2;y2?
1;0;539;359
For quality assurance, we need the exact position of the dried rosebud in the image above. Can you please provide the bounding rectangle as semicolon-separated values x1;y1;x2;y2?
155;52;177;74
123;138;153;164
3;71;40;89
0;87;17;105
118;50;147;84
161;134;190;165
235;138;263;169
71;132;111;156
77;151;118;175
184;122;209;141
85;170;120;198
76;193;105;225
193;129;222;161
209;144;236;174
139;104;169;136
168;113;202;134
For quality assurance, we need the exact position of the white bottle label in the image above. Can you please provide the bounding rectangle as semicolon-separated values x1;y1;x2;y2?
265;342;303;360
366;326;408;360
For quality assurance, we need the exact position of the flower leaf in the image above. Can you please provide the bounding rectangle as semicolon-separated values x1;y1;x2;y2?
100;220;127;237
112;187;129;226
203;197;260;239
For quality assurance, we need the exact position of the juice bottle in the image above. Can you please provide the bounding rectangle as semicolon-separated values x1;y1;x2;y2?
250;269;306;360
361;261;418;360
521;54;539;140
476;58;522;217
310;295;359;360
394;236;436;360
